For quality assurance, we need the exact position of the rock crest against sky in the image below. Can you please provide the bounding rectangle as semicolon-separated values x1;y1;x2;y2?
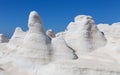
64;15;107;55
0;11;120;75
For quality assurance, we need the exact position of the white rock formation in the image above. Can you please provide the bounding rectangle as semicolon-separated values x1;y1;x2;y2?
98;22;120;41
63;15;107;55
7;27;26;49
16;11;52;65
97;22;120;64
0;11;120;75
51;36;78;61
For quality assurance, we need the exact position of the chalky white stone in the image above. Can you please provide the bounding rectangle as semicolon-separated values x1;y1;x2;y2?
7;27;26;49
64;15;107;55
17;11;52;65
0;11;120;75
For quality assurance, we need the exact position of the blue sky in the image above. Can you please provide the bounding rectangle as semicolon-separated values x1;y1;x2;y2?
0;0;120;37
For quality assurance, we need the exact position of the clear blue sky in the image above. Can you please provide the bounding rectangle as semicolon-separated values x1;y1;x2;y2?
0;0;120;37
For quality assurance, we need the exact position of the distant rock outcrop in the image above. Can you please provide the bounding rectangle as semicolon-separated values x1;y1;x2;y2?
46;29;55;38
7;27;26;49
0;34;9;43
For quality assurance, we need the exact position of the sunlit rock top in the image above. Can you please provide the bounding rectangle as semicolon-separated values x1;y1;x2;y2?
64;15;107;55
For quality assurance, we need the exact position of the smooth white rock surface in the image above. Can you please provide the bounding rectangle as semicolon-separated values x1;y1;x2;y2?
7;27;26;49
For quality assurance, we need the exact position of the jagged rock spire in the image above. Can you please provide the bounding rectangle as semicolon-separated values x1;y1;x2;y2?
16;11;51;65
28;11;44;33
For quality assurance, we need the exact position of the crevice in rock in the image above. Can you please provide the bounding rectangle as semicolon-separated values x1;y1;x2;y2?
63;38;78;59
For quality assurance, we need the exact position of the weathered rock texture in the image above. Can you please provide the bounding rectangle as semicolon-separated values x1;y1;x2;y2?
0;11;120;75
63;15;107;55
0;34;9;43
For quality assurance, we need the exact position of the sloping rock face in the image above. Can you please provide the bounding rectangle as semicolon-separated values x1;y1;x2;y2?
97;23;120;64
51;36;78;61
0;11;120;75
7;27;26;49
